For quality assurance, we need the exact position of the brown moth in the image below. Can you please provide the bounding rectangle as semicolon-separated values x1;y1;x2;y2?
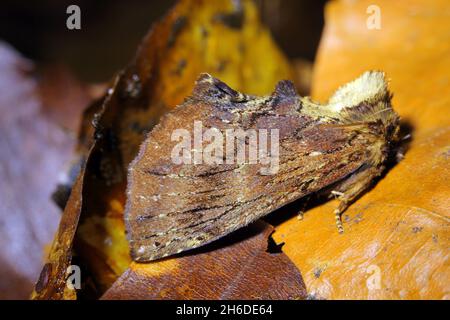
125;71;400;262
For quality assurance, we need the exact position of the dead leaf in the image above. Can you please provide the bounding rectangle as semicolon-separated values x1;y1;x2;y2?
272;0;450;299
31;173;85;300
34;0;297;298
102;221;306;300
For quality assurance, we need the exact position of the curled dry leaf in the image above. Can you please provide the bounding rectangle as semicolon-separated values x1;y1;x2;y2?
272;0;450;299
102;221;306;300
33;0;296;298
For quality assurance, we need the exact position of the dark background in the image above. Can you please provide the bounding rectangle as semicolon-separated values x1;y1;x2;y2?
0;0;327;82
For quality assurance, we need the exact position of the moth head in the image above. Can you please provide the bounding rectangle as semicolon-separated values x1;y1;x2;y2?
330;71;401;142
384;115;401;144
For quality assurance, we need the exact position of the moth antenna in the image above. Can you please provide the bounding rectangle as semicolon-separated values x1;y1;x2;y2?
371;107;393;116
401;133;411;141
318;122;371;132
319;122;370;128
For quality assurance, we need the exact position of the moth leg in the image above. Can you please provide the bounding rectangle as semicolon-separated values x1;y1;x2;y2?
297;195;311;220
332;165;382;234
330;191;346;234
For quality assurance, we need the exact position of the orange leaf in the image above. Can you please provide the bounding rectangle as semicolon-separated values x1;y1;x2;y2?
272;0;450;299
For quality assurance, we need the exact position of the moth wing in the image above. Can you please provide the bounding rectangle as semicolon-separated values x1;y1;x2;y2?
125;74;378;261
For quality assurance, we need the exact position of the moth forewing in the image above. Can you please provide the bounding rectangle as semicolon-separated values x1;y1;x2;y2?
125;71;399;261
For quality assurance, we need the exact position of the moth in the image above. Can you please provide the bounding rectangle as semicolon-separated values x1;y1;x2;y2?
125;71;400;262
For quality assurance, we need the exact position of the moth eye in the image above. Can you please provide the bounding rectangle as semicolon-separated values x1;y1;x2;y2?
386;124;395;138
154;241;161;247
196;236;205;241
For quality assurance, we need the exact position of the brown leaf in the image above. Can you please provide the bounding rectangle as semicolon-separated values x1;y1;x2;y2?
31;173;85;300
102;221;306;300
37;65;100;133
